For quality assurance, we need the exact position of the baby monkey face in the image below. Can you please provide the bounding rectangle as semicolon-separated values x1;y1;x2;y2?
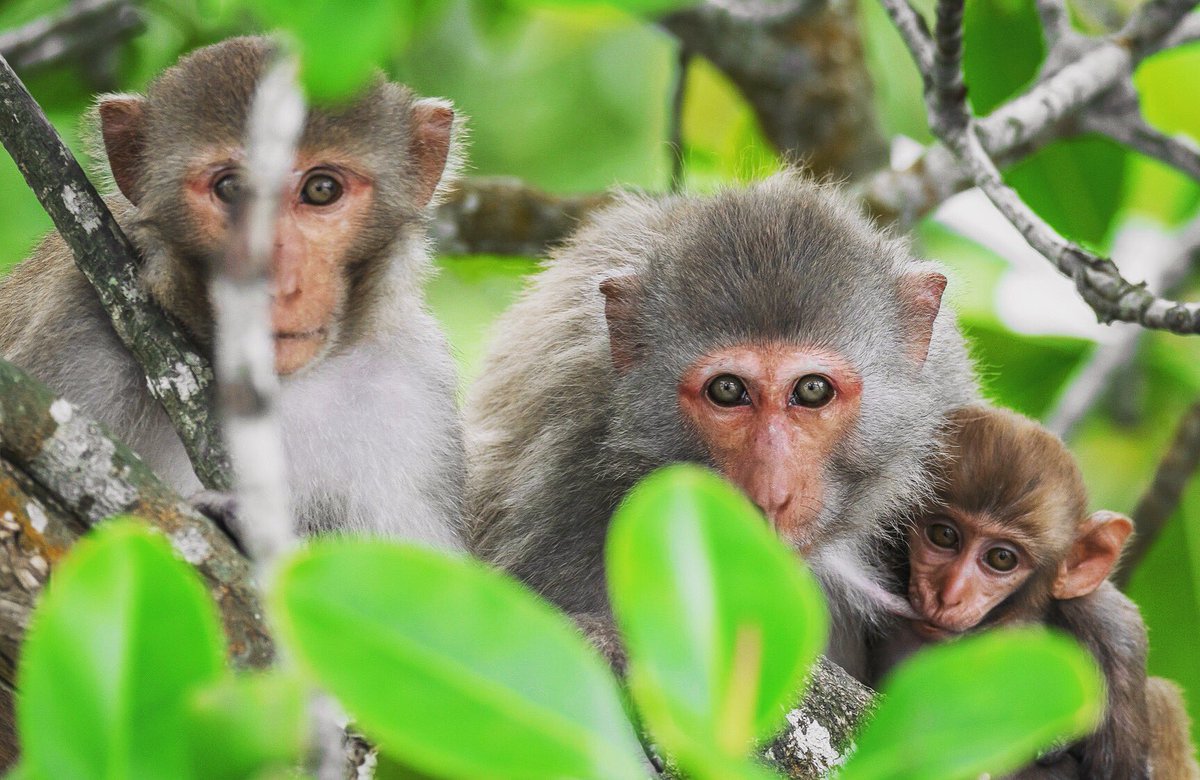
905;510;1035;638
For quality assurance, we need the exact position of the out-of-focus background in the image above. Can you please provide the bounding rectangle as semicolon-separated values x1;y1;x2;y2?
1;0;1198;745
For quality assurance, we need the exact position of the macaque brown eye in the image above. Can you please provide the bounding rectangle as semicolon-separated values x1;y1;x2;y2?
791;374;834;408
926;522;958;549
302;173;342;206
985;547;1018;572
213;173;244;204
706;374;749;406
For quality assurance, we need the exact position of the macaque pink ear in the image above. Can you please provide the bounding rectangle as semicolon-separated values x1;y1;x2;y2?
1053;510;1134;600
98;96;147;206
599;273;644;374
408;99;454;208
899;271;947;367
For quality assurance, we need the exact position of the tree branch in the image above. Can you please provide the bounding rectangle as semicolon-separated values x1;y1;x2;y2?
883;0;1200;333
0;54;232;490
0;0;142;75
432;177;612;258
0;357;272;669
1117;401;1200;586
660;0;889;181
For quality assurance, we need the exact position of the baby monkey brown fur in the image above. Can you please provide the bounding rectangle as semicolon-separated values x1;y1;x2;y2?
873;404;1197;778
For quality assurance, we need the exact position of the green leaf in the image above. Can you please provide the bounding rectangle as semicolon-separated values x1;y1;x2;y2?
272;541;645;780
839;628;1105;780
184;670;308;780
18;520;225;779
962;0;1043;115
504;0;701;14
606;465;828;775
247;0;412;101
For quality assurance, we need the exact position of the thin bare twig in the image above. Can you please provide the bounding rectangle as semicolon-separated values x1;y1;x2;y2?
1045;216;1200;438
887;0;1200;333
0;53;232;490
1117;402;1200;586
212;55;302;573
1083;113;1200;182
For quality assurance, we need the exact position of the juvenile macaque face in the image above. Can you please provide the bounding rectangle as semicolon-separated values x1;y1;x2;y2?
182;149;375;374
677;342;862;549
906;509;1035;638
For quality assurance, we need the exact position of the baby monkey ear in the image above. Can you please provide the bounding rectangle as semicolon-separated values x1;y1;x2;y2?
1052;510;1134;600
599;272;644;374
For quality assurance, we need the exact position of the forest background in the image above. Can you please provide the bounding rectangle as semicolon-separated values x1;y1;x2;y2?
0;0;1198;753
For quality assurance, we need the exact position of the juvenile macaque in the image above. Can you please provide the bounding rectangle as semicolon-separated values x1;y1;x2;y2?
465;174;978;675
0;37;465;545
874;404;1197;778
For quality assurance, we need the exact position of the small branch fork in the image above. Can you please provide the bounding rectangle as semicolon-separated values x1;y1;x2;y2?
878;0;1200;334
0;0;142;75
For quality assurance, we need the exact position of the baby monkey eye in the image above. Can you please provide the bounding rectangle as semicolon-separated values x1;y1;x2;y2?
706;374;749;407
302;173;342;206
985;547;1018;572
791;374;834;408
926;522;959;549
213;173;245;204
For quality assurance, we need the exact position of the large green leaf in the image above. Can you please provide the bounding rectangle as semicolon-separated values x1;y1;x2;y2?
18;520;225;779
839;628;1105;780
184;670;308;780
606;465;828;776
271;540;645;780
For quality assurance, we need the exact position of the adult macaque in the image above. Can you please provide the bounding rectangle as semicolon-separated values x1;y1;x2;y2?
874;404;1197;778
0;37;465;545
465;174;977;675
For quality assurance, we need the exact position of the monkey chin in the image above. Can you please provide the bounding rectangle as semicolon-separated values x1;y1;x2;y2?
274;329;329;376
910;618;965;641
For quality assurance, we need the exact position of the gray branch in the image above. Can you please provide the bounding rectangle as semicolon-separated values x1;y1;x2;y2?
0;0;142;75
882;0;1200;333
1117;401;1200;586
660;0;889;181
0;357;272;669
0;54;232;490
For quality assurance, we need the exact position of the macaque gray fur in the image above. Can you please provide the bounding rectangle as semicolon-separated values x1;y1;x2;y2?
465;172;977;676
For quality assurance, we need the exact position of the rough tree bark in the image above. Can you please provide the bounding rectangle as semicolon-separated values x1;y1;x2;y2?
0;52;232;491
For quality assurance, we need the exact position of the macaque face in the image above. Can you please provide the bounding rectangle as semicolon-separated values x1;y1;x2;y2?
677;342;862;550
184;149;375;375
906;509;1036;638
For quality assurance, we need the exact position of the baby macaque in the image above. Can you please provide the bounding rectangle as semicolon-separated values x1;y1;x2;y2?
873;404;1196;778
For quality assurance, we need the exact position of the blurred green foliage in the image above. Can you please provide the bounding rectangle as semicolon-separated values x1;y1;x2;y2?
15;494;1102;778
0;0;1199;758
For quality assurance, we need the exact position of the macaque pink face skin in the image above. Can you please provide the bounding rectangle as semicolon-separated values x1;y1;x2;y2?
677;342;862;551
906;510;1036;639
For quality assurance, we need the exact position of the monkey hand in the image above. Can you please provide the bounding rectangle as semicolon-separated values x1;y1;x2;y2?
188;490;247;556
572;612;628;677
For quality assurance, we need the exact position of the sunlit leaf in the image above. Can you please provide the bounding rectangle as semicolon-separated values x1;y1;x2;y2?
506;0;700;15
19;520;225;779
838;628;1105;780
607;465;828;776
184;670;308;780
272;541;645;780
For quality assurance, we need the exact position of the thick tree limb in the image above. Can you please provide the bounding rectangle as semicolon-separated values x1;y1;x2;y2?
0;0;142;76
0;357;272;668
660;0;888;181
0;54;232;490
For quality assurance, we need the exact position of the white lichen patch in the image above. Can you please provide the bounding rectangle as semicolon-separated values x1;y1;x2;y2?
33;415;137;520
148;362;201;403
61;183;102;234
171;526;211;565
49;398;73;424
25;502;48;534
784;711;843;769
0;512;17;531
